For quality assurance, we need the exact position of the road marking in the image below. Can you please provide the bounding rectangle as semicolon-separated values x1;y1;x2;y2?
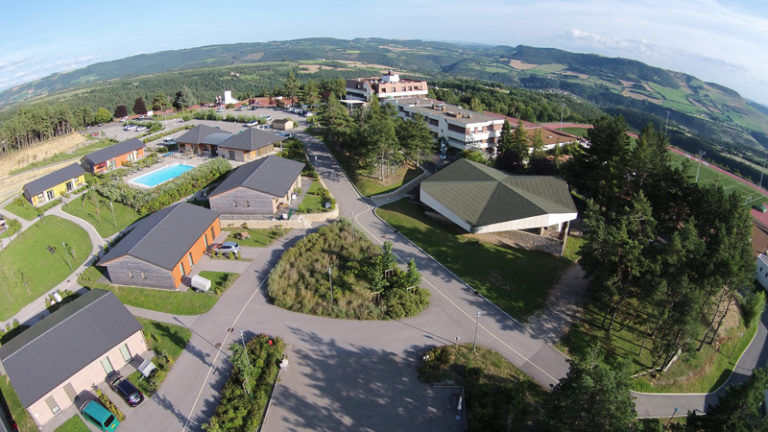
352;209;561;384
181;276;268;432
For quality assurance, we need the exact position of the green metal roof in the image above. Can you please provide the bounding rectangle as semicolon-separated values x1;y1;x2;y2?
421;159;577;228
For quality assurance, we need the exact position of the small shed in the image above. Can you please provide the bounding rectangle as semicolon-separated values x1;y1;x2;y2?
272;118;294;131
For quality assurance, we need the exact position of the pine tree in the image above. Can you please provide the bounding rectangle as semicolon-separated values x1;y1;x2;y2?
133;97;147;115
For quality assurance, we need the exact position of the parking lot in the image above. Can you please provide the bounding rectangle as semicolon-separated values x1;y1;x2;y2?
94;106;309;148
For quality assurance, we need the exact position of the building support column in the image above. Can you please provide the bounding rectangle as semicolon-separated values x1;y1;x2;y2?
560;220;571;256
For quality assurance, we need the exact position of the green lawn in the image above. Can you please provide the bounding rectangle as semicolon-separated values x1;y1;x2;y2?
78;267;219;315
560;127;590;137
10;139;115;175
223;227;288;247
197;271;239;294
0;374;39;432
0;216;91;320
297;180;333;213
376;199;571;320
669;151;768;206
0;218;21;239
62;191;143;237
127;318;192;396
562;236;585;262
357;165;422;196
53;415;89;432
561;300;757;393
4;196;62;221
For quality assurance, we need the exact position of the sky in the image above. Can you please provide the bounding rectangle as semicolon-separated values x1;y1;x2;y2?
1;0;767;104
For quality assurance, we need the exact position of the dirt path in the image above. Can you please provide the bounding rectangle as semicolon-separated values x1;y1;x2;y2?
526;263;588;343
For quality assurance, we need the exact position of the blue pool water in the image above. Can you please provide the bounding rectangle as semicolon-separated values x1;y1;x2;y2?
130;164;195;187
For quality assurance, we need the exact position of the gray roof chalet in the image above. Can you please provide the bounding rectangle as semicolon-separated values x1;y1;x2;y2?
0;290;141;407
210;156;303;198
23;163;85;197
176;124;226;144
83;138;145;165
98;202;218;270
219;128;282;151
421;159;577;227
201;132;233;146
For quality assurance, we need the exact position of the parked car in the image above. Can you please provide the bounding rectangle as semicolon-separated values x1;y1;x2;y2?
107;372;144;407
79;400;119;431
260;115;272;121
245;121;260;128
218;242;240;257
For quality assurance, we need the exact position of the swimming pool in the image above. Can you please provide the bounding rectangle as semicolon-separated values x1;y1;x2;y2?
130;164;195;187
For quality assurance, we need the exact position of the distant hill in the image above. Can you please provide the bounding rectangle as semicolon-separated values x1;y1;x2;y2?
2;37;766;148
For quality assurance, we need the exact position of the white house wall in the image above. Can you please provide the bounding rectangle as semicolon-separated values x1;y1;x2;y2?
420;191;473;232
474;212;578;234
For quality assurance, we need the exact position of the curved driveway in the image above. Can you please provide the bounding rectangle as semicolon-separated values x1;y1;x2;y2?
117;131;768;431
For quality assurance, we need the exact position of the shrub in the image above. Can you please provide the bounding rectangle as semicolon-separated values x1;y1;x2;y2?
267;220;429;319
205;335;285;432
96;388;125;421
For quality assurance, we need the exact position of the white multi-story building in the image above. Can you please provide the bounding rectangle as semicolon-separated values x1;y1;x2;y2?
345;71;428;102
388;98;506;152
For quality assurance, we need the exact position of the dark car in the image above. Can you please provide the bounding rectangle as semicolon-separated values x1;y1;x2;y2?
107;372;144;407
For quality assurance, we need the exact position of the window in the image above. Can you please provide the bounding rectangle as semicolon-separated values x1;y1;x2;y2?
66;181;74;191
246;201;250;207
188;252;194;267
141;272;146;279
233;201;237;207
120;343;132;362
180;261;186;275
128;271;133;279
204;234;209;248
63;383;77;401
46;190;55;200
228;150;235;160
101;357;114;375
210;227;216;240
45;396;60;415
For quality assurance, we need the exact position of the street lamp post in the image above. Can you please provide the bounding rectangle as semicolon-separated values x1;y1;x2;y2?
473;312;481;353
328;266;333;307
666;407;679;426
695;150;706;183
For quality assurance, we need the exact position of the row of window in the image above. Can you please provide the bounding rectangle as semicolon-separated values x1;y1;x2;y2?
44;344;133;415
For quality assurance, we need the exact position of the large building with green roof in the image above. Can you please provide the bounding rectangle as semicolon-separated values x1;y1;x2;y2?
420;159;578;234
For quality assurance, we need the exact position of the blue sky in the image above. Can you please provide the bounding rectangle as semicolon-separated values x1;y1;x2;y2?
1;0;768;104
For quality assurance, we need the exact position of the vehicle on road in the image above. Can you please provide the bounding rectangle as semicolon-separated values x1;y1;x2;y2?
245;121;260;128
260;115;272;121
80;399;119;431
107;372;144;407
218;242;240;257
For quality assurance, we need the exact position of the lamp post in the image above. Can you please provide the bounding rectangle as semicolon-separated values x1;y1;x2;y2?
328;266;333;307
62;241;72;270
695;150;706;183
666;407;679;426
473;312;481;353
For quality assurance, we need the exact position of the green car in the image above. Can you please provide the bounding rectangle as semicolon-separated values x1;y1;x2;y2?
79;400;119;431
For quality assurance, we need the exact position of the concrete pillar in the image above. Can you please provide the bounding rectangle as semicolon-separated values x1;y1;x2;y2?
560;220;572;256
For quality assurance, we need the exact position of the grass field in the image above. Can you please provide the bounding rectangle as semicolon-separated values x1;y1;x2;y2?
53;415;89;432
0;218;21;239
560;127;590;137
0;374;39;432
128;318;191;396
197;271;239;294
223;227;288;247
10;139;115;175
376;199;571;320
669;151;768;206
78;267;220;315
62;191;143;237
0;216;91;320
4;196;62;221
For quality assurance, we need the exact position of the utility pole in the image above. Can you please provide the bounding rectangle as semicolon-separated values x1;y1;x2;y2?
695;150;706;183
472;312;481;353
328;266;333;308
